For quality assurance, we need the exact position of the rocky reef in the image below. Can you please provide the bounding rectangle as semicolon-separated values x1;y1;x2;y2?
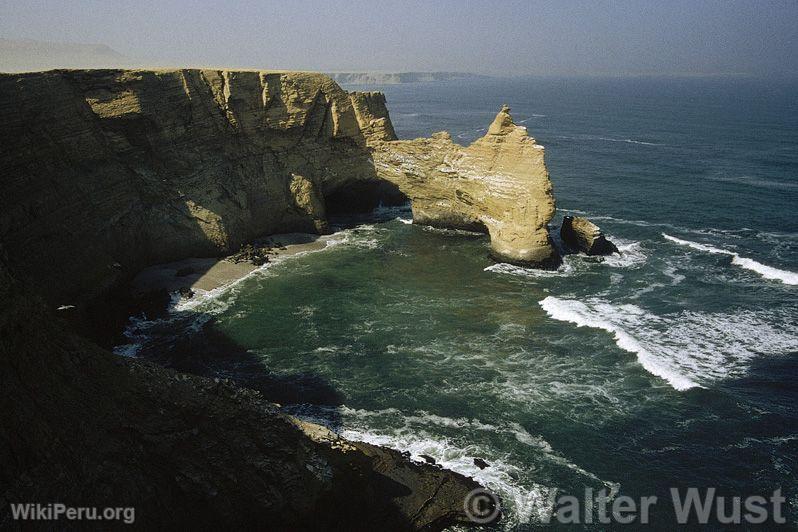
0;68;560;527
561;216;619;256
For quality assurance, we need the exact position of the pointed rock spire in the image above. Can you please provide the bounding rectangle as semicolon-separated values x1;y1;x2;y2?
487;104;515;135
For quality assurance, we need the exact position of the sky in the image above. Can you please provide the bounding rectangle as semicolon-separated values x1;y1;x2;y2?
1;0;797;77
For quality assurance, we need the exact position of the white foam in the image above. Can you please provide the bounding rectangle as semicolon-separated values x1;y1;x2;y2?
555;134;660;146
663;233;798;285
596;136;660;146
341;425;553;526
484;260;574;278
539;296;798;391
540;296;699;391
601;238;647;268
421;225;485;237
706;175;798;191
327;405;618;526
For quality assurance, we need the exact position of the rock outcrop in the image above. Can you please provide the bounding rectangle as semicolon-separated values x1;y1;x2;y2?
374;105;560;267
0;70;558;311
0;255;492;529
560;216;619;255
0;69;558;528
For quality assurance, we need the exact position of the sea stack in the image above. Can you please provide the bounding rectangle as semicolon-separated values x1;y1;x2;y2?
374;105;561;268
560;216;619;255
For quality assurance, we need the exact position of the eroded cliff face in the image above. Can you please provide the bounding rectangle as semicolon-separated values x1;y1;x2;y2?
0;68;557;308
373;105;559;266
0;68;556;528
0;69;384;305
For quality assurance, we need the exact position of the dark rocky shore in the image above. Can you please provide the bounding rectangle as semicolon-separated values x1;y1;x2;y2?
0;252;490;529
0;69;509;528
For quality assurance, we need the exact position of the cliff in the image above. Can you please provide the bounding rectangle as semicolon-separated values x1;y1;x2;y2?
0;68;557;312
375;105;559;267
0;253;487;529
0;68;558;527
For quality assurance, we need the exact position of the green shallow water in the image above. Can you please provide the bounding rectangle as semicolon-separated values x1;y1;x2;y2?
119;78;798;529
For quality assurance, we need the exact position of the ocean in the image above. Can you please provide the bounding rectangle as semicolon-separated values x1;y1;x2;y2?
117;77;798;529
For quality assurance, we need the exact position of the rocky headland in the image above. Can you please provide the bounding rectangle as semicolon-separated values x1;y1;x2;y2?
0;68;560;527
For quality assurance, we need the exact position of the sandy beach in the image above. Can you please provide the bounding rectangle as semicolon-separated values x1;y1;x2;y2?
132;233;330;295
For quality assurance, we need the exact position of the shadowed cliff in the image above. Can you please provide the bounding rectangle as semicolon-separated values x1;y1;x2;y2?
0;68;558;318
0;68;556;528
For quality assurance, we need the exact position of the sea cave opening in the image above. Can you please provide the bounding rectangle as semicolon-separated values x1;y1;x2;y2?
323;179;409;215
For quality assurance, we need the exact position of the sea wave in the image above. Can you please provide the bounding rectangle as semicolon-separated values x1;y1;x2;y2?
662;233;798;285
290;404;614;527
539;296;798;391
601;238;647;268
484;261;574;278
483;238;645;278
557;208;798;243
340;425;553;526
114;224;384;357
555;134;661;146
706;175;798;191
421;225;485;237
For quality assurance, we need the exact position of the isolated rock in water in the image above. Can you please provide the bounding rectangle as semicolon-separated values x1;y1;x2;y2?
374;105;560;268
560;216;619;255
473;457;490;469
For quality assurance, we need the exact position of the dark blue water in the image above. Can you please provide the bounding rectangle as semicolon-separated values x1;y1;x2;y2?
122;77;798;529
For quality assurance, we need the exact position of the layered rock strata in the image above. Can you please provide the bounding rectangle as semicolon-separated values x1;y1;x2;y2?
374;105;559;267
0;69;558;311
0;69;560;527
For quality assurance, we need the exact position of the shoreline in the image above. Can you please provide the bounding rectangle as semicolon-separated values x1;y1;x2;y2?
132;232;332;296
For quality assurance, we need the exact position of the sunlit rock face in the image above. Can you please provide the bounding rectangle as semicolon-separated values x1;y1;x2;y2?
372;105;560;268
0;70;559;307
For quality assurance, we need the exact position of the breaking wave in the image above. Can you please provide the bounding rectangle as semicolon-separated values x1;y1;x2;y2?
539;296;798;391
289;405;615;527
662;233;798;285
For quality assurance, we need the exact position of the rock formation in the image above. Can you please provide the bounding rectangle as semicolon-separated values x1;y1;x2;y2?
0;253;492;529
0;68;559;312
0;68;559;528
373;105;560;267
560;216;619;256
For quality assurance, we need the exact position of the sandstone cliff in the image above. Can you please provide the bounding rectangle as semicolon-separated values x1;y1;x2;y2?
374;105;559;267
0;69;557;311
0;69;558;528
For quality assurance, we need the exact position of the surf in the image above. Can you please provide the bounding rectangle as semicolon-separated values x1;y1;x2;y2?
662;233;798;285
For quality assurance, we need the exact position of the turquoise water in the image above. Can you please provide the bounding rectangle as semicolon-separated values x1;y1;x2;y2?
122;78;798;529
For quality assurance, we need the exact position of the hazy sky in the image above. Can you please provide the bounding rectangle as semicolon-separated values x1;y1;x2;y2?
2;0;797;77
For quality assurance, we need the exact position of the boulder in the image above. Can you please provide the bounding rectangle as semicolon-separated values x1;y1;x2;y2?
560;216;619;255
